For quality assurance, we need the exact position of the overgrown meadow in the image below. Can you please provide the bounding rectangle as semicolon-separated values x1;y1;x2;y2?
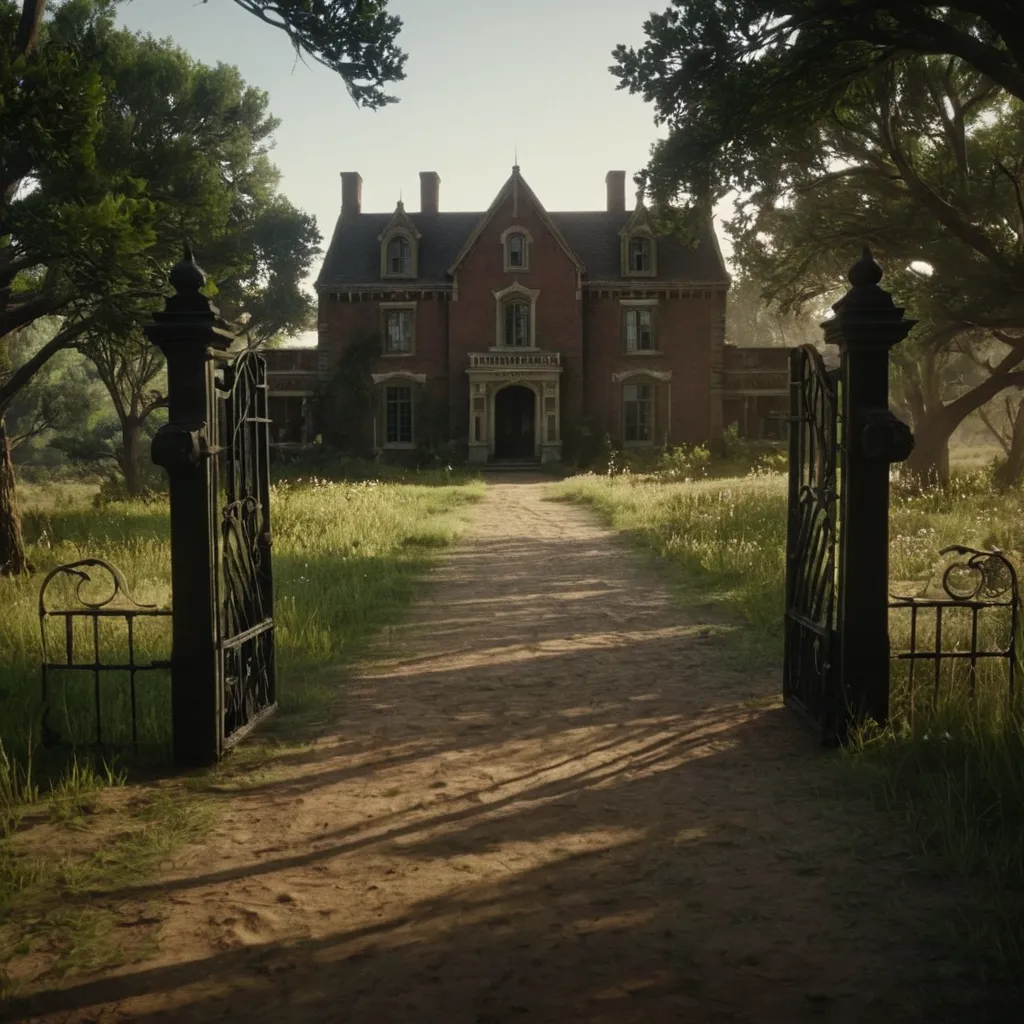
553;462;1024;986
1;470;484;797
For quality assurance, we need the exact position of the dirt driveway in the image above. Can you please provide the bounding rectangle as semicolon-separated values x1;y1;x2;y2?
11;478;951;1023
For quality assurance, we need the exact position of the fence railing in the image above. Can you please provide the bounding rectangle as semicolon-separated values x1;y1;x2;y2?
888;545;1019;719
39;559;171;750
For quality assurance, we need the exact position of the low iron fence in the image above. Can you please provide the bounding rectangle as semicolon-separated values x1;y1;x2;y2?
39;558;172;752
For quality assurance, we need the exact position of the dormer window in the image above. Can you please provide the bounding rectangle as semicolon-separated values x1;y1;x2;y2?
629;235;652;273
504;300;530;347
501;226;532;272
387;235;412;276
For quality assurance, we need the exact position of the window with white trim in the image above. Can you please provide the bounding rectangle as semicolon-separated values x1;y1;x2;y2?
385;385;413;444
503;300;530;347
383;308;414;354
623;383;654;443
386;236;412;276
624;308;655;352
628;235;652;273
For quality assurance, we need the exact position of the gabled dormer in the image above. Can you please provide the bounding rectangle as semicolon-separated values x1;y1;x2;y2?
379;200;421;280
619;191;657;278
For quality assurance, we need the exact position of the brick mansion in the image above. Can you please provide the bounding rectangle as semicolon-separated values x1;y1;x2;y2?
264;167;788;462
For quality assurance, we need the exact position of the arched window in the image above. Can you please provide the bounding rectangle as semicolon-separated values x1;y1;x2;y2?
387;235;412;275
503;300;530;347
628;235;652;273
507;233;526;268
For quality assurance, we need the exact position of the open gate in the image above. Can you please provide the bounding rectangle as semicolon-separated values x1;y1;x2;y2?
783;344;843;744
215;348;277;748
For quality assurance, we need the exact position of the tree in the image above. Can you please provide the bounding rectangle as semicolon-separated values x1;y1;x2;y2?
726;274;828;349
15;0;406;106
634;45;1024;486
612;3;1024;218
0;0;320;571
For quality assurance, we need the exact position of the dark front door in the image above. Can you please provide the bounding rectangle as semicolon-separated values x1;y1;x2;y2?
494;385;536;459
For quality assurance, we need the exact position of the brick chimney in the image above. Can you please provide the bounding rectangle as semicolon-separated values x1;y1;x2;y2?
605;170;626;213
420;171;441;215
340;171;362;218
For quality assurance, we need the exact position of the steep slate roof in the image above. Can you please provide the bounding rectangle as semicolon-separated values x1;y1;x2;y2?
315;209;729;289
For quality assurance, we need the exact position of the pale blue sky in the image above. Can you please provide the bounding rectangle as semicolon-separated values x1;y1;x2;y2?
116;0;733;341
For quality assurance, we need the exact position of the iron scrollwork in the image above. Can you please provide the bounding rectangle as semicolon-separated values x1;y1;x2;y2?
889;545;1020;706
216;348;277;747
39;559;171;749
783;345;843;743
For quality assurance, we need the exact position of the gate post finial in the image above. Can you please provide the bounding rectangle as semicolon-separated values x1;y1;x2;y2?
144;250;237;768
824;250;916;734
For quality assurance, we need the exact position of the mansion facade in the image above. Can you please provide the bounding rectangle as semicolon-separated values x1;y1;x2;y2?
265;167;788;461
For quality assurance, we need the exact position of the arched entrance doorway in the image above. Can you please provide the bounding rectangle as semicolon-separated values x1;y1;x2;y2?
494;384;536;459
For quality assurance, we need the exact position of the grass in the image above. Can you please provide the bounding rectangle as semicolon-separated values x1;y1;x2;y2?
553;463;1024;1014
0;463;483;993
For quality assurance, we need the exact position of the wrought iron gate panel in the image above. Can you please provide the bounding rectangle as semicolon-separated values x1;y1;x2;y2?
784;345;842;742
215;348;277;747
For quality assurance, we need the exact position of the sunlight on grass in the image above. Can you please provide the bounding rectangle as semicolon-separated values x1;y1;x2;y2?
554;465;1024;1000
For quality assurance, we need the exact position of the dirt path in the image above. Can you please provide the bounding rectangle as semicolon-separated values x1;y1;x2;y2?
13;478;948;1023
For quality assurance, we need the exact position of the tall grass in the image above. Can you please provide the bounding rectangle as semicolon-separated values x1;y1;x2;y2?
555;466;1024;997
1;471;483;781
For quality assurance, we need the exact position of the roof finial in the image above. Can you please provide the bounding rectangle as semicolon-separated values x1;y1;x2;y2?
514;143;519;173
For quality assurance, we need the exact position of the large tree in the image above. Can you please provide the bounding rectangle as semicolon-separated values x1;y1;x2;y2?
715;56;1024;484
613;7;1024;486
0;0;320;570
15;0;406;105
612;3;1024;217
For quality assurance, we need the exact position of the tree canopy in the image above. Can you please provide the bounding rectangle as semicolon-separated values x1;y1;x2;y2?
14;0;406;105
612;2;1024;214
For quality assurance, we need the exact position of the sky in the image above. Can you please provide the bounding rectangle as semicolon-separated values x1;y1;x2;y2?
116;0;733;343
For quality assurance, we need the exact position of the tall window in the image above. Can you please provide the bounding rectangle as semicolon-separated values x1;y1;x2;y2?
387;236;412;275
504;300;530;347
385;385;413;444
624;308;654;352
384;309;414;354
507;233;526;268
624;383;654;443
629;235;652;273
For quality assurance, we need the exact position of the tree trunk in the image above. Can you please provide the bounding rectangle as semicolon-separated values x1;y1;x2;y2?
902;410;953;488
120;417;144;496
0;415;31;576
994;395;1024;490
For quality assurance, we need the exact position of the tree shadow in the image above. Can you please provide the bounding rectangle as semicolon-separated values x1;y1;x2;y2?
1;516;983;1022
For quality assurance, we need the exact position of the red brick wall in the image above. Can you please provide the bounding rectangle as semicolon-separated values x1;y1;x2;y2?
317;292;451;416
583;292;719;445
448;187;584;442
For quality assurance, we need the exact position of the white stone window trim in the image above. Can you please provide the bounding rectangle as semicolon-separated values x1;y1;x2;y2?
500;225;533;272
380;300;418;357
380;229;418;279
492;280;540;350
620;298;659;355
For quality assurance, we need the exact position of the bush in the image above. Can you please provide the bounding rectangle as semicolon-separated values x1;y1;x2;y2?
658;443;712;481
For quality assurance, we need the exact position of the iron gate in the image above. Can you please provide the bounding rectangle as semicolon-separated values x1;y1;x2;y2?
215;347;277;748
783;344;843;743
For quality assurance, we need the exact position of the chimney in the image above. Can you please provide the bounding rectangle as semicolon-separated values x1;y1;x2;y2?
340;171;362;218
420;171;440;215
606;170;626;213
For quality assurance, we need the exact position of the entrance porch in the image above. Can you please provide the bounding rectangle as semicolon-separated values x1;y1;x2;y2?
466;351;562;465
